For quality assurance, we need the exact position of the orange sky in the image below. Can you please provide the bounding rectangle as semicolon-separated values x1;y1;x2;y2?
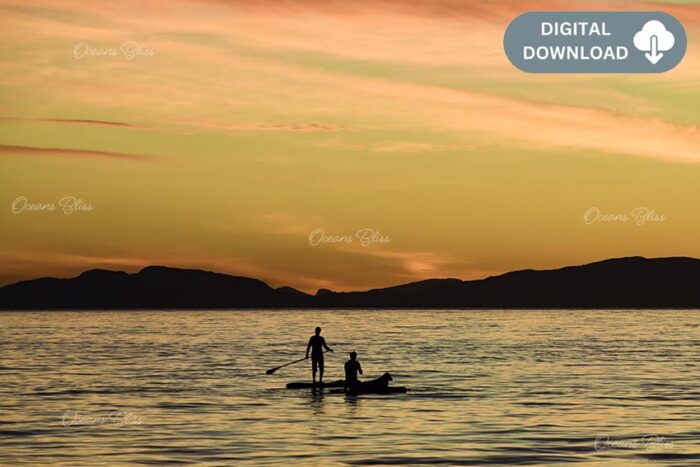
1;0;699;292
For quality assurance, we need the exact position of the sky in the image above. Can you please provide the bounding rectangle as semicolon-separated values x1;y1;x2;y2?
1;0;699;292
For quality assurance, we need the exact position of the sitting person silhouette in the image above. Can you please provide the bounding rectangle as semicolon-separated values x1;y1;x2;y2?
344;351;363;392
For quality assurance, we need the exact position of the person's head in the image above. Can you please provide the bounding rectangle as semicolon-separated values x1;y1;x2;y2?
349;351;357;361
315;327;321;335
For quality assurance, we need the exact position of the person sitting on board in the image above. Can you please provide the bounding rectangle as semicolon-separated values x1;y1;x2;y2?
344;351;363;393
306;327;333;385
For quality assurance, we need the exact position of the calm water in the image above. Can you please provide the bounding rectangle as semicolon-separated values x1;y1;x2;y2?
1;310;699;466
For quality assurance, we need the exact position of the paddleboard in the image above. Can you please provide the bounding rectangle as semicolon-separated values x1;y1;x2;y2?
285;380;344;389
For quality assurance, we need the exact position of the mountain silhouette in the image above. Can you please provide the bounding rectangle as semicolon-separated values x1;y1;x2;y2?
0;257;699;309
0;266;311;309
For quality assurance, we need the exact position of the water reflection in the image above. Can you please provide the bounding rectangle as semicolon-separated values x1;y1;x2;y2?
343;393;359;409
309;388;325;414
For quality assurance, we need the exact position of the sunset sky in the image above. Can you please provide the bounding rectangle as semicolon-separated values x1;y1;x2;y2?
1;0;699;292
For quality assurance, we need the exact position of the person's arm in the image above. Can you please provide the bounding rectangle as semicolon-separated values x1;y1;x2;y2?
358;362;363;375
322;337;333;352
306;337;312;359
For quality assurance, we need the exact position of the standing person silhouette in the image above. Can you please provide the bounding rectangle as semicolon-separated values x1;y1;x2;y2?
306;327;333;385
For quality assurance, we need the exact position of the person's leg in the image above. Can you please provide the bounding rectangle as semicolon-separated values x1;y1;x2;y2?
312;356;318;384
318;356;324;384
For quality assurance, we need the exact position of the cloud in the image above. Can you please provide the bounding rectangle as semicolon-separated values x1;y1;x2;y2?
176;120;341;132
356;248;467;279
0;144;156;161
0;117;150;129
1;0;698;164
371;142;467;153
634;20;675;52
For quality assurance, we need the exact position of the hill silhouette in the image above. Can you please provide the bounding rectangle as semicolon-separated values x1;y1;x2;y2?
0;257;699;309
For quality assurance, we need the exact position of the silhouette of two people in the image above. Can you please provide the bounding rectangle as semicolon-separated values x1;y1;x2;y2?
305;327;364;392
306;327;333;385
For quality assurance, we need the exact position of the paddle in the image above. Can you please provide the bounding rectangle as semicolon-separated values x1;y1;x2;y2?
265;349;333;375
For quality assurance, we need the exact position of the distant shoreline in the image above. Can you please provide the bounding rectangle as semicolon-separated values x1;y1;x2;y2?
1;256;700;310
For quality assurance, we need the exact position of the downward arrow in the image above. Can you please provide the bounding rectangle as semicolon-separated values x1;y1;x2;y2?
645;35;663;64
645;52;663;64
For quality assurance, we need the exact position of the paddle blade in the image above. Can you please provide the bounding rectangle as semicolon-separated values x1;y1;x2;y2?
266;367;279;375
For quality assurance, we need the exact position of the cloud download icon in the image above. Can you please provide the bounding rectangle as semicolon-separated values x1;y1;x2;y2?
634;20;675;64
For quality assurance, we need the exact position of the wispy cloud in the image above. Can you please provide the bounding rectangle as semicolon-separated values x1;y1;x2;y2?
0;144;156;161
372;142;467;153
176;120;341;132
347;247;471;281
2;0;697;163
0;116;150;129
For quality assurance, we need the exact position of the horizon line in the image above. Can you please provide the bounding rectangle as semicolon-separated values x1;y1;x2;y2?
2;255;697;295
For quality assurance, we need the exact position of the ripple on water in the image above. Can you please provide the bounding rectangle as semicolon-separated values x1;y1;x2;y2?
1;309;698;465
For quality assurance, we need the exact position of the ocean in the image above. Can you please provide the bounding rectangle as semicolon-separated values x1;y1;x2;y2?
1;310;698;465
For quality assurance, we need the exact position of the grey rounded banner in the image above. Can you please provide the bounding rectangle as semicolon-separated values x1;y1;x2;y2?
504;11;687;73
